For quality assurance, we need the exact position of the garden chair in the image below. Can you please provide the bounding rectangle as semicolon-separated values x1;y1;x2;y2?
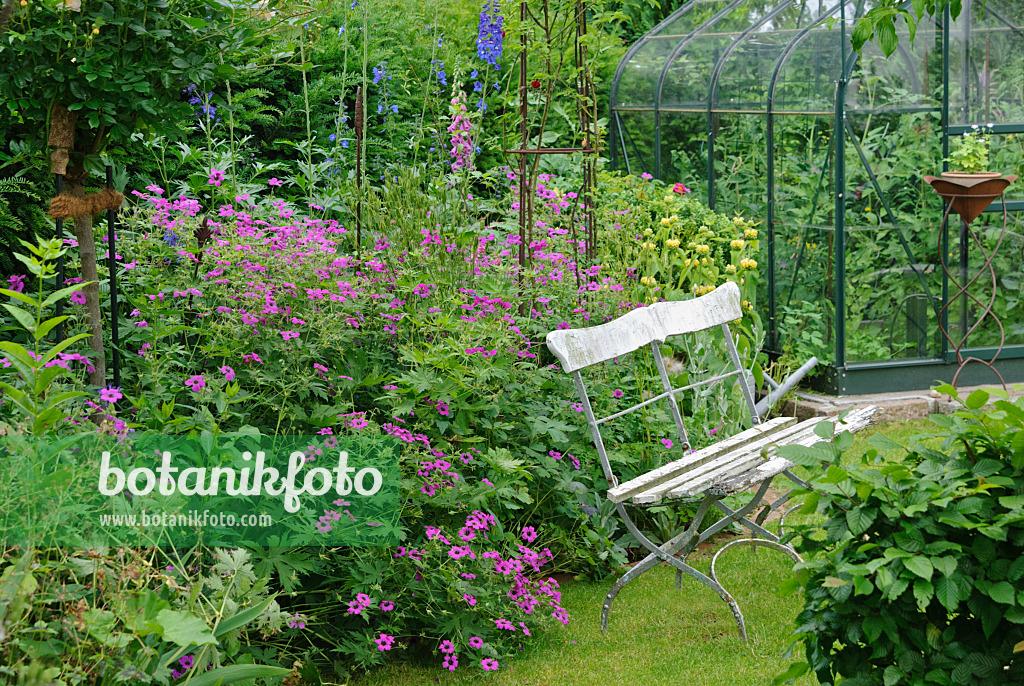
545;281;879;639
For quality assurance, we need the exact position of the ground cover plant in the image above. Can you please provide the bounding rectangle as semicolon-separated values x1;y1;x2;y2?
775;387;1024;685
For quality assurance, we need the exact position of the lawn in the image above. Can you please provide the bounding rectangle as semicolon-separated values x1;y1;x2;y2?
352;417;936;685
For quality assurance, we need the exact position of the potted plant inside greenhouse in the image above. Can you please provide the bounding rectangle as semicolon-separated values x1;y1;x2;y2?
925;125;1016;224
944;124;1000;181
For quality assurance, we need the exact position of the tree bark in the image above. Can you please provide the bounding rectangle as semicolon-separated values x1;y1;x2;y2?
66;162;107;388
0;0;14;34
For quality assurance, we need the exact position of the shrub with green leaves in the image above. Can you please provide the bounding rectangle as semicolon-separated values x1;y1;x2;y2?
775;385;1024;686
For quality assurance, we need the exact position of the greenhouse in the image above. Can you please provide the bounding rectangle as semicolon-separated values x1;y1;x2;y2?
610;0;1024;394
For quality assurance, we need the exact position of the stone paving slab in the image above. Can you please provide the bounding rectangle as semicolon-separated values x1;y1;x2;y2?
775;383;1024;422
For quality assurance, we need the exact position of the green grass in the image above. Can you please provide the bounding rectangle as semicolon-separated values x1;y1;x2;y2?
351;418;938;686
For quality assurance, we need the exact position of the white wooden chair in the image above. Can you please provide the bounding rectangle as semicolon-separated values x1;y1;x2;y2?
545;281;879;638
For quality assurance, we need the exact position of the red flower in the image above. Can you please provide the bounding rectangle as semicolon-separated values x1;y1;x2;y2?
530;80;540;88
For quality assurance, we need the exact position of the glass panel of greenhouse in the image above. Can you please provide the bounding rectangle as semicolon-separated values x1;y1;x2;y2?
610;0;1024;394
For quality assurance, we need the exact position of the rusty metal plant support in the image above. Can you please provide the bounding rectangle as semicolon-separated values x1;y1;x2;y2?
509;0;599;278
925;174;1017;389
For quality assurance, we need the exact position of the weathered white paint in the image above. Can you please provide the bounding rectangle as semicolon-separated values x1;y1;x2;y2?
607;416;796;503
545;281;742;373
631;406;881;503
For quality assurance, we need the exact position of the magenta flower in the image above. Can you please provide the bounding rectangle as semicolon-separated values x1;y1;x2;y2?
481;658;499;671
349;417;368;430
439;640;455;655
280;330;299;340
469;636;484;649
519;621;531;636
661;438;673;449
208;168;225;187
268;177;283;187
380;600;394;611
7;275;25;293
375;633;395;651
220;365;235;381
463;594;476;606
612;389;623;398
185;375;206;392
70;291;87;305
443;654;458;671
672;182;691;194
98;386;122;404
495;618;514;630
521;526;537;543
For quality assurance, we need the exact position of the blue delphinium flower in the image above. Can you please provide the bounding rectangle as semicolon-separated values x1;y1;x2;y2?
477;0;503;69
431;60;448;87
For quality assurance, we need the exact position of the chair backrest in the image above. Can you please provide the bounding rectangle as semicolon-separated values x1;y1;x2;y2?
545;281;759;488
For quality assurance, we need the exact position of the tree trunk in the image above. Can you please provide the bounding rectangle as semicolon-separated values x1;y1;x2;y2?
66;162;107;388
0;0;14;34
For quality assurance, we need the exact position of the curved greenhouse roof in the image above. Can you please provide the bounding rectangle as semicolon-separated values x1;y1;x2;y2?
610;0;1024;394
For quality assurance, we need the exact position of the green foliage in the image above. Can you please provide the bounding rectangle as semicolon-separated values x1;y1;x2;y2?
849;0;971;57
0;546;290;684
948;126;993;174
0;236;92;434
1;0;264;150
776;385;1024;685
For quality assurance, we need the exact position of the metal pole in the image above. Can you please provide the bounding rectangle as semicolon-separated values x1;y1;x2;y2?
105;165;120;388
355;85;363;260
941;4;951;361
834;2;848;372
54;173;65;342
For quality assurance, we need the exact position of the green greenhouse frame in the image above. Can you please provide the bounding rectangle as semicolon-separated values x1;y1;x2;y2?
610;0;1024;394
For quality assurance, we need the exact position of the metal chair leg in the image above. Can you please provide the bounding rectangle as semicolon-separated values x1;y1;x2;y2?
603;497;717;631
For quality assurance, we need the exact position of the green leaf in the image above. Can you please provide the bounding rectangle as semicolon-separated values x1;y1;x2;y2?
0;341;36;376
813;420;834;440
1009;556;1024;582
869;434;904;452
772;661;809;685
846;507;876;536
965;389;990;410
0;287;39;308
42;283;95;309
987;580;1016;605
799;491;820;514
913;577;934;610
214;596;275;637
853;575;874;596
176;665;291;686
2;303;36;333
152;609;216;647
904;556;933;581
883;664;902;686
34;316;69;341
999;495;1024;510
935;575;962;612
932;556;958;578
877;20;898;57
39;333;91;367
